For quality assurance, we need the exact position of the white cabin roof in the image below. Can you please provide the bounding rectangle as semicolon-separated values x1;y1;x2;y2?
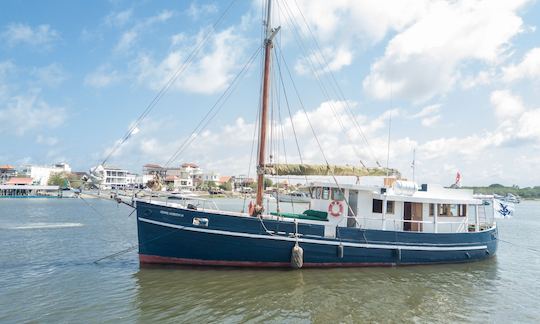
310;180;482;205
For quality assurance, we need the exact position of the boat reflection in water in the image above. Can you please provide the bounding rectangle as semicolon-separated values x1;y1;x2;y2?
133;259;498;323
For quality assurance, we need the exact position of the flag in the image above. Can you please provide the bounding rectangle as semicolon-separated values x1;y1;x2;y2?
454;171;461;187
493;199;514;218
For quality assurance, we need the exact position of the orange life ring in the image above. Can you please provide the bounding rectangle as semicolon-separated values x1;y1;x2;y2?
328;200;344;217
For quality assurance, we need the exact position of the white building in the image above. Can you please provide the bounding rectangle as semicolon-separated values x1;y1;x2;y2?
20;163;72;186
126;172;143;187
90;165;132;189
102;167;130;189
202;171;220;183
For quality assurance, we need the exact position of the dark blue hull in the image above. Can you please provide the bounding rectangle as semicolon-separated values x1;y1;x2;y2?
136;201;498;267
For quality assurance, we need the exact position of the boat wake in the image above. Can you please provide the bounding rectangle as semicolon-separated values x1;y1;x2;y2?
5;222;84;230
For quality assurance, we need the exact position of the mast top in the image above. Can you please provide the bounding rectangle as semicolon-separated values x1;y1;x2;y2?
265;0;273;39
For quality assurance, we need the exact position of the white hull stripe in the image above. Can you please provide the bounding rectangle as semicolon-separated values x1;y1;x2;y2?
138;217;488;252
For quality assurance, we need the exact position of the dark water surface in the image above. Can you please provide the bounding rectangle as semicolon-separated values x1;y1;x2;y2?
1;198;539;323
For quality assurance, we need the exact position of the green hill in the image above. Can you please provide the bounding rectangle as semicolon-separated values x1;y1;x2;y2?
465;184;540;199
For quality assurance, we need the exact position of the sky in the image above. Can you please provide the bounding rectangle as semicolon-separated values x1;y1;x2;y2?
1;0;539;187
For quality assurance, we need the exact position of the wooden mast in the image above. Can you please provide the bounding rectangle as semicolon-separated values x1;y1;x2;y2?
255;0;274;213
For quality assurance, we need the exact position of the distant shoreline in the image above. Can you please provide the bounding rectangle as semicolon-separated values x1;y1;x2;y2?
464;184;540;199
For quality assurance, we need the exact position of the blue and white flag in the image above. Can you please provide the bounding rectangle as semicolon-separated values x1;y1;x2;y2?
493;199;514;218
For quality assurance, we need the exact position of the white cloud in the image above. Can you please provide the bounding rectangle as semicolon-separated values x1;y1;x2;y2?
295;46;352;75
274;0;430;79
105;9;133;27
150;10;174;24
516;109;540;141
461;70;495;89
99;100;401;174
362;0;528;103
96;90;540;185
502;47;540;82
411;104;440;119
113;10;174;53
280;0;428;44
115;30;138;53
170;33;187;47
84;65;122;88
136;27;247;94
490;90;525;121
410;104;441;127
415;90;537;168
0;61;16;99
420;115;441;128
0;93;66;136
187;3;218;20
1;23;60;47
32;63;68;87
36;134;59;146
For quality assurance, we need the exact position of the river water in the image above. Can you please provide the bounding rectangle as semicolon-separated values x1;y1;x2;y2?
1;198;539;323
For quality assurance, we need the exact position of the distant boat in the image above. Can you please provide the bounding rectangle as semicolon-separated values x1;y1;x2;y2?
494;193;521;204
272;191;310;203
168;190;199;200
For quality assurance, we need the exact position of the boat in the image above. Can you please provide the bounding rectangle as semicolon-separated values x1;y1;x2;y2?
168;190;200;200
494;193;521;204
131;0;499;268
272;191;310;203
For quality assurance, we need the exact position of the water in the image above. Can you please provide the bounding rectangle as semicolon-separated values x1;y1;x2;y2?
1;198;539;323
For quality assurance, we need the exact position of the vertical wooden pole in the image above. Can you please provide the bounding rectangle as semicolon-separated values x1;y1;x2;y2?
255;0;273;212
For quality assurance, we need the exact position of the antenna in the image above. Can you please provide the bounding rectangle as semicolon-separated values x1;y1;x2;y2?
411;148;416;182
386;85;393;177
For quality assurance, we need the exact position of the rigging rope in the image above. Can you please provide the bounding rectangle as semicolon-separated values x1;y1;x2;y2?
275;40;358;221
279;0;381;167
164;45;263;168
99;0;239;167
289;0;380;167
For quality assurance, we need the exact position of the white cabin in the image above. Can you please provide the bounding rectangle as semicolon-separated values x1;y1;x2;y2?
306;177;492;235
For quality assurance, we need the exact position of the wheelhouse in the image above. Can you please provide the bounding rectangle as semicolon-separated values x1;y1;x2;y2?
301;177;494;235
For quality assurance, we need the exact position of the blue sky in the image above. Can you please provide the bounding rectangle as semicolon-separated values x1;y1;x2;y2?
1;0;539;186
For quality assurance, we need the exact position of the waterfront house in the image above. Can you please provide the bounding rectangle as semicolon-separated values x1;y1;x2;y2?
0;177;60;197
0;165;17;184
19;163;71;186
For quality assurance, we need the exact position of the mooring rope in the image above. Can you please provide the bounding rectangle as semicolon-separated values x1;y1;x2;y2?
499;238;540;254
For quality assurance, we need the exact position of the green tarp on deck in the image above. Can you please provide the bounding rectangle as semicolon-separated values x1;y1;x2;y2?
270;209;328;221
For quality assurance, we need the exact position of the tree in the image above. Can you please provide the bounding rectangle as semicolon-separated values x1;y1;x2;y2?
48;172;86;189
219;181;232;191
263;178;273;189
48;173;66;186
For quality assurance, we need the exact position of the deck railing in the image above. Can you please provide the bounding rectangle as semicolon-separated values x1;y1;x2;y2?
343;214;490;233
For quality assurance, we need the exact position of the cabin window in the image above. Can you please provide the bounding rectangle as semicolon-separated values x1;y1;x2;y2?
322;187;330;200
429;204;435;216
450;204;458;216
315;187;322;199
438;204;450;216
437;204;466;216
372;199;394;214
372;199;383;213
331;188;345;201
386;201;395;214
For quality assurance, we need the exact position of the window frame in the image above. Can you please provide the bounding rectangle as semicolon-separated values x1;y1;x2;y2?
372;199;383;213
331;188;345;201
322;187;330;200
386;201;395;214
